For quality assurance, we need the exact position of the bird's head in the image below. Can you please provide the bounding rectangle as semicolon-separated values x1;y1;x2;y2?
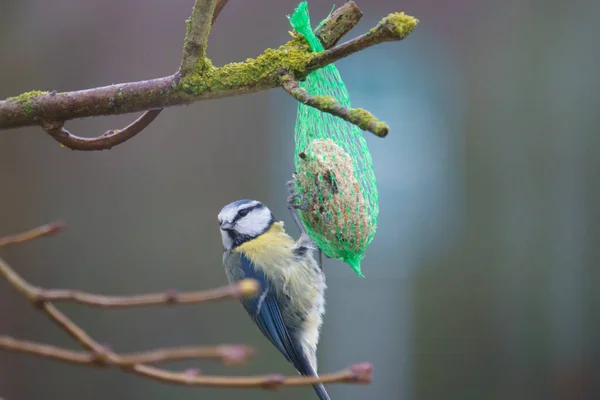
218;199;276;250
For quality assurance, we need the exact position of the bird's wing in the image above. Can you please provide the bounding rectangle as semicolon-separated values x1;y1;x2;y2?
237;253;315;376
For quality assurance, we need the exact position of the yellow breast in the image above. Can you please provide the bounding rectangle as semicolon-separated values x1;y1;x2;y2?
235;221;296;267
234;221;321;316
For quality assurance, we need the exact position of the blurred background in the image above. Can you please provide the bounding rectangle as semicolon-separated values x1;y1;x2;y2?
1;0;599;399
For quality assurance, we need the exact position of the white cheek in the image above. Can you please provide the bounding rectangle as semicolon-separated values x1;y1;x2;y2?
236;218;260;237
220;229;233;249
236;208;271;237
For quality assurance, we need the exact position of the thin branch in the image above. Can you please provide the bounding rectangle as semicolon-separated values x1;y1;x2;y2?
279;71;389;137
0;336;93;365
0;255;259;308
0;220;64;247
42;109;162;151
0;336;256;366
120;344;256;365
26;281;260;308
41;302;110;356
0;334;372;388
0;5;416;146
131;362;373;388
308;12;418;71
180;0;218;76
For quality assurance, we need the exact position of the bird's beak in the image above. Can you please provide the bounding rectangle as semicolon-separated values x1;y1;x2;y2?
220;221;234;231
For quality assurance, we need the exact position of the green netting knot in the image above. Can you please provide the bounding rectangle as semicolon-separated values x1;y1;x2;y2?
287;2;379;277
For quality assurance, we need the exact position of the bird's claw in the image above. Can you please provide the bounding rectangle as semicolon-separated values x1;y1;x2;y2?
286;177;308;235
287;177;326;272
286;178;309;212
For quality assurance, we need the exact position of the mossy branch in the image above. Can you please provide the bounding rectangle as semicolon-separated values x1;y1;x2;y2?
0;220;373;389
180;0;218;76
0;1;418;150
279;71;389;137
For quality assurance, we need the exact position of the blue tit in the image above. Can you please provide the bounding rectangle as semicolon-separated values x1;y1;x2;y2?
218;198;330;400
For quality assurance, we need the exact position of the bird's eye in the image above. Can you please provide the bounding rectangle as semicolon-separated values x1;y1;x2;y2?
238;208;249;217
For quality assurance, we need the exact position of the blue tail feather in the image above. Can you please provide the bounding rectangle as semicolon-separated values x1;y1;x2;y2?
313;382;331;400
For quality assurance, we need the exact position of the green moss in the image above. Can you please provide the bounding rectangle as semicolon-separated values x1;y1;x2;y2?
6;90;49;104
385;12;419;38
348;108;389;136
176;39;314;96
386;12;419;37
185;17;192;35
175;10;418;98
370;12;419;38
312;95;338;111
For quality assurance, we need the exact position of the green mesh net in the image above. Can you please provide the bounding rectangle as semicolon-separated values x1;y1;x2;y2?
287;2;379;277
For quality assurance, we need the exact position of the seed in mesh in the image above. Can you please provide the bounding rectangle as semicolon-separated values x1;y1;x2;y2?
295;138;374;257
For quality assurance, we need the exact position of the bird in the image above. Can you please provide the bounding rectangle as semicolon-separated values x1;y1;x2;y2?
218;190;329;399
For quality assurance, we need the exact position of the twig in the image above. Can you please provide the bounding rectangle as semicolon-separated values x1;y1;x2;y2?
29;284;256;307
0;220;64;247
0;336;101;365
119;343;256;365
42;302;112;357
180;0;218;76
42;109;162;151
279;71;389;137
0;336;257;366
0;4;417;147
308;12;418;71
0;255;259;308
0;334;372;388
131;362;373;388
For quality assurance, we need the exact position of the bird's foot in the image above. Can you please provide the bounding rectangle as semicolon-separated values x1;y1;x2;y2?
286;177;309;235
286;177;309;211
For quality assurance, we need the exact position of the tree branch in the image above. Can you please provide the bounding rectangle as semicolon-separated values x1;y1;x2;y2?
308;12;417;71
130;362;373;388
0;220;64;247
0;255;259;308
117;343;256;365
0;336;257;366
42;109;162;151
279;71;389;137
0;334;371;388
41;301;110;356
0;221;374;389
0;3;417;148
0;336;93;365
180;0;218;76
